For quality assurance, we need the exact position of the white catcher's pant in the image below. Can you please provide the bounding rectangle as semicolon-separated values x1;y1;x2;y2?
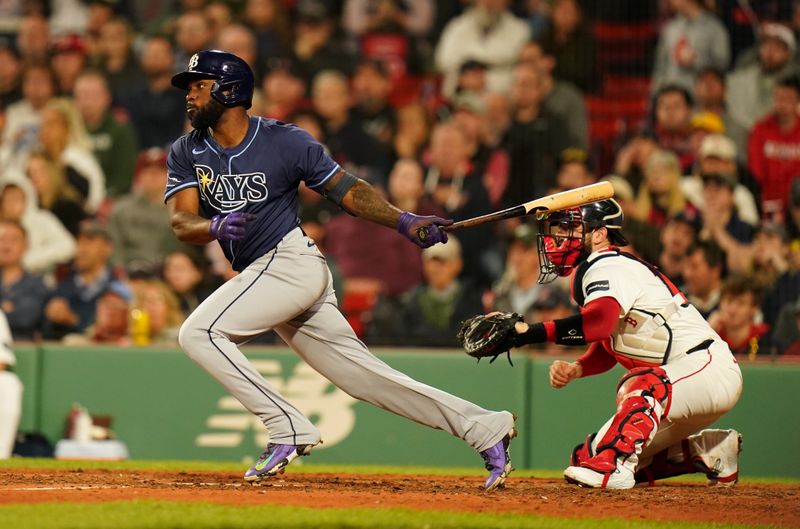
0;370;22;458
587;340;743;466
179;228;513;452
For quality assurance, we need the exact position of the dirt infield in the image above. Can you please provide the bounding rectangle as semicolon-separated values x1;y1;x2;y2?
1;468;798;527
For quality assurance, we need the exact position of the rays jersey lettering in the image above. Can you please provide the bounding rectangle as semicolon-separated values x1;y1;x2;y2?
194;165;269;213
164;116;340;271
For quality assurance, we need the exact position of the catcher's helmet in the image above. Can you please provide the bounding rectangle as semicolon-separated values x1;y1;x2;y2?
536;198;628;283
171;50;254;109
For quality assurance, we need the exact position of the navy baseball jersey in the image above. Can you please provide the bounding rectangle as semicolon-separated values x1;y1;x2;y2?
165;116;339;271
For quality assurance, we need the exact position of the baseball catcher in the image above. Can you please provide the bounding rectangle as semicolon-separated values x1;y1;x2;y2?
461;199;743;489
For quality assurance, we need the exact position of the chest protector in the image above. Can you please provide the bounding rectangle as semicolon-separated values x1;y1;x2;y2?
573;250;687;366
609;293;685;365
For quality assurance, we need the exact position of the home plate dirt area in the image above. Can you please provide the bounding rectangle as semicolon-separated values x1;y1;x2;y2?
1;468;798;527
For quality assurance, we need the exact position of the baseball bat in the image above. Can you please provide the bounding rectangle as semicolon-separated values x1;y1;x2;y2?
441;181;615;232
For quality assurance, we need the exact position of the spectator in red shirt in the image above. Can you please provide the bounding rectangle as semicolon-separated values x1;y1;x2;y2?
710;275;770;358
747;74;800;217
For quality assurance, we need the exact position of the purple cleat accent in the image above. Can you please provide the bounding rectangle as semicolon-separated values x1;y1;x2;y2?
480;428;516;491
243;443;315;482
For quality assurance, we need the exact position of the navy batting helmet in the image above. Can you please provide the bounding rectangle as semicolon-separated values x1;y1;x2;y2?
171;50;254;109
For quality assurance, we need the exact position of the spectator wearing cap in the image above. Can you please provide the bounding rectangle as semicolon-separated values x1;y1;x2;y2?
73;71;138;199
122;35;186;150
351;59;396;149
518;40;588;151
693;68;749;160
0;220;50;341
94;17;145;105
681;240;726;319
455;60;489;100
710;274;771;358
435;0;530;97
290;0;357;90
651;0;729;94
107;148;188;270
747;74;800;215
0;180;75;276
555;148;594;192
0;41;22;108
727;23;798;130
62;280;133;346
491;223;548;323
50;34;89;97
0;65;56;171
537;0;600;94
683;133;759;227
368;235;484;347
43;220;125;340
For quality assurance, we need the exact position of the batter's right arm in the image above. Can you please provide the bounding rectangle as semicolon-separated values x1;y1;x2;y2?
168;188;217;245
330;170;452;248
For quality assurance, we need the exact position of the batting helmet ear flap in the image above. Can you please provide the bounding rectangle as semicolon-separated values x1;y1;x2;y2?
211;78;252;109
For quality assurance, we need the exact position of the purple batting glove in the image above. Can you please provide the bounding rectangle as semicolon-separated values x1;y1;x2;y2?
209;212;258;241
397;211;453;248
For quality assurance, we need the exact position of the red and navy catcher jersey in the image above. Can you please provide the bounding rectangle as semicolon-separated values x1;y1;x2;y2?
165;116;340;271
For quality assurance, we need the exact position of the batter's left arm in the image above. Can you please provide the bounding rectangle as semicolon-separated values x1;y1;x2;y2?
326;170;452;248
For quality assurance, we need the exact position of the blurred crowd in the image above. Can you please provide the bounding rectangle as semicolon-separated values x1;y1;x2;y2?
0;0;797;360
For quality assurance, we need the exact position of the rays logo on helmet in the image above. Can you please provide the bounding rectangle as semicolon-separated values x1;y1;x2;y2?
194;165;269;213
188;53;199;70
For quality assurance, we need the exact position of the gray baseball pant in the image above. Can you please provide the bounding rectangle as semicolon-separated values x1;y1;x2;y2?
178;227;514;452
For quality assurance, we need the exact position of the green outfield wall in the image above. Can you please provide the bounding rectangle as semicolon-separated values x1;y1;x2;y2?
13;345;800;477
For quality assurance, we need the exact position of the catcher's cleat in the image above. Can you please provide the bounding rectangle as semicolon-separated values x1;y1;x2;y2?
563;463;635;490
481;426;517;491
243;443;315;482
689;429;742;487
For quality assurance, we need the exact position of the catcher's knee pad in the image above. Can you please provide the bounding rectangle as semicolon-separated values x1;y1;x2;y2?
583;367;672;474
570;432;597;466
615;366;671;408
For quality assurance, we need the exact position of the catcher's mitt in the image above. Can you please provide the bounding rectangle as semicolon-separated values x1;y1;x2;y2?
457;312;523;365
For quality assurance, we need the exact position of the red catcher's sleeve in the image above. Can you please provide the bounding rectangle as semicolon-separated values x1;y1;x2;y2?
576;340;618;377
581;296;621;342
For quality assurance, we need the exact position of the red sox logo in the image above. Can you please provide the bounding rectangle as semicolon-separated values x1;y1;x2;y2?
625;316;638;328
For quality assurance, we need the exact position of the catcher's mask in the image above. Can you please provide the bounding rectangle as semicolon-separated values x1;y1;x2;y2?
536;198;628;283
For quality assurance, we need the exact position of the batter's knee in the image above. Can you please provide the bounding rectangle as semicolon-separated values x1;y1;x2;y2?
178;317;210;358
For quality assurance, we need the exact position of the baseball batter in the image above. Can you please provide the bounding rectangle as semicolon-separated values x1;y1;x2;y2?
500;199;743;489
164;50;515;490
